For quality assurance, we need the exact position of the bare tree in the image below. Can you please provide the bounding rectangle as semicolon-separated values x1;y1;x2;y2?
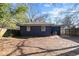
61;4;79;28
27;3;54;23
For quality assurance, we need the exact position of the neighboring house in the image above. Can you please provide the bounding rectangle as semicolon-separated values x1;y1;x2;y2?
18;23;61;36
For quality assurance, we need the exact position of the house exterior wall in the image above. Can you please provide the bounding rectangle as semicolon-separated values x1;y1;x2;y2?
20;26;52;36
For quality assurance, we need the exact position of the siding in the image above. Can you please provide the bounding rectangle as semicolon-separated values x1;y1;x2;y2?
20;26;51;36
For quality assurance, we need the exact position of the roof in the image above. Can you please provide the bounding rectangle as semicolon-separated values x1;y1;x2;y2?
18;22;63;27
19;23;53;26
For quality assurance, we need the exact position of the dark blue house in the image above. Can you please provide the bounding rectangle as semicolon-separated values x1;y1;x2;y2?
19;23;61;36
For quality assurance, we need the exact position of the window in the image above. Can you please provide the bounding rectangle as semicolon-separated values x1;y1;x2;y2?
27;26;31;31
41;26;46;31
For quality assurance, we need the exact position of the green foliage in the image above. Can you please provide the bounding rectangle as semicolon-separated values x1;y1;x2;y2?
4;30;14;37
0;4;12;28
0;4;10;19
0;4;16;28
16;5;28;13
10;4;29;25
0;3;29;29
14;5;28;24
15;13;28;24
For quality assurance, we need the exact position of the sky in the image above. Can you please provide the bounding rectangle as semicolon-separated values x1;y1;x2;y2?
12;3;79;25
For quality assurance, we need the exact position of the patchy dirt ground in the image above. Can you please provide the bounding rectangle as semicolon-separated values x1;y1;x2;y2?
0;35;79;56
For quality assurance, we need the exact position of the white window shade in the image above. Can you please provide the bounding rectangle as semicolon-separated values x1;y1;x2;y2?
27;26;31;31
41;26;46;31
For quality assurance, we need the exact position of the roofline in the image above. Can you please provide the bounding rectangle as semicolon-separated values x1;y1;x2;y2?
18;23;53;26
17;23;63;27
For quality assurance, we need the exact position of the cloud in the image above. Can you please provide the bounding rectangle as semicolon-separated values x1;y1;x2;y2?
66;10;79;13
41;11;47;14
41;8;66;18
48;8;66;17
41;8;76;18
44;4;52;7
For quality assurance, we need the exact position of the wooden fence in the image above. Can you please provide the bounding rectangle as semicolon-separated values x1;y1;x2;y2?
65;28;79;36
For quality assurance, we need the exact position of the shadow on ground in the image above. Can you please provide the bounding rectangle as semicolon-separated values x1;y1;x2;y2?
13;35;50;40
60;35;79;43
57;48;79;56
